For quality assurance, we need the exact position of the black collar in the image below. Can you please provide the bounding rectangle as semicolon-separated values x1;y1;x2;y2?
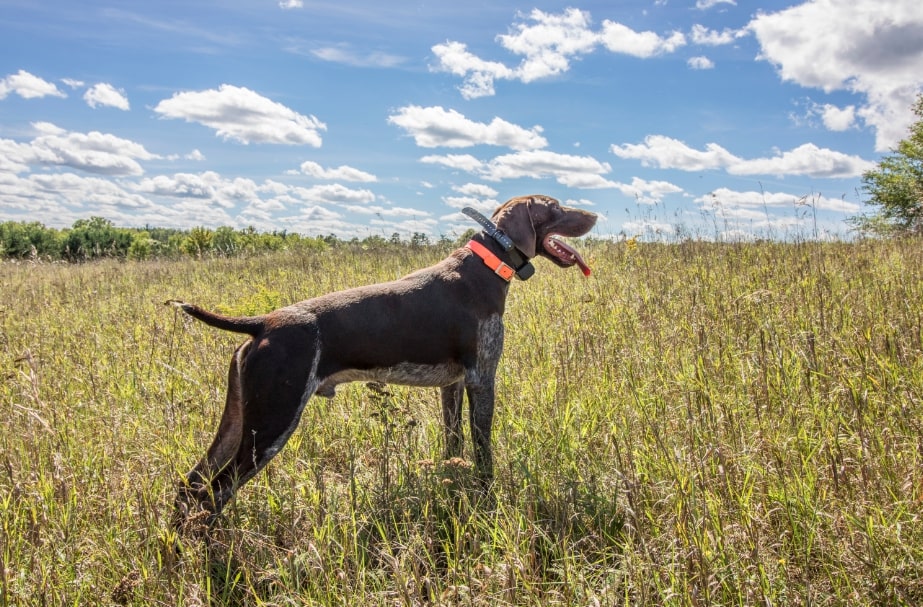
461;207;534;280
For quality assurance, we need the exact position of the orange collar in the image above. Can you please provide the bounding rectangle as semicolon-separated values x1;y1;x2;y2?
467;240;515;282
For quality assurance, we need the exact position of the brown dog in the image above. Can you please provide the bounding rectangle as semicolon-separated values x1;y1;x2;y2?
170;194;596;525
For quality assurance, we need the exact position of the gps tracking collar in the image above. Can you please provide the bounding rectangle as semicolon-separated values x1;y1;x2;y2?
462;207;535;281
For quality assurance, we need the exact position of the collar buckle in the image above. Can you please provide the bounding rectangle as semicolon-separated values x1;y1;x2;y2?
466;240;515;282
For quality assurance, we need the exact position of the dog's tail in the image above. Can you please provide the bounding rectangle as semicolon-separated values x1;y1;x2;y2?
166;300;265;336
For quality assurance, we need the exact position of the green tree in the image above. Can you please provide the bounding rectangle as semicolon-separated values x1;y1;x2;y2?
0;221;63;259
64;217;132;260
181;226;214;257
856;94;923;236
212;226;240;255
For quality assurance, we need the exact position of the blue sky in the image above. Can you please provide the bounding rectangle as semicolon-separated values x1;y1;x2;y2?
1;0;921;240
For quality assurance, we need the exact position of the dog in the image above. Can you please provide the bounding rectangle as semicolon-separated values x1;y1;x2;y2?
169;194;596;526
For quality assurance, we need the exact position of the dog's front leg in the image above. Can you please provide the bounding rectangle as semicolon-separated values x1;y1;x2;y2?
465;380;495;483
441;381;465;459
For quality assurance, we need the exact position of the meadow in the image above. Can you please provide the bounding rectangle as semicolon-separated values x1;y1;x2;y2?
1;237;921;605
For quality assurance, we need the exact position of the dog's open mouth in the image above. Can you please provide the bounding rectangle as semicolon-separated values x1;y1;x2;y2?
543;234;591;276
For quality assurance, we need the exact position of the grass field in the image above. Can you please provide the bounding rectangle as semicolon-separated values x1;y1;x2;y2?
1;238;922;606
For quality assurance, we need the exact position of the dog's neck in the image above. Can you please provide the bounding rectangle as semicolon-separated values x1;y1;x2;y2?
467;232;534;281
469;232;534;281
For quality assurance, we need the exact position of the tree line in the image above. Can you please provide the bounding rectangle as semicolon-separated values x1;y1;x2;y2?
0;216;458;262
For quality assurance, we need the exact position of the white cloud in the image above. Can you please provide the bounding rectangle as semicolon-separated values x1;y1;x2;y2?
278;0;303;8
442;196;497;214
298;160;377;182
61;78;84;89
135;171;263;208
611;135;738;171
729;143;873;178
452;183;498;198
690;24;745;46
311;46;405;68
420;154;485;172
0;70;67;100
697;187;860;213
611;134;873;178
481;149;616;188
388;105;547;150
291;183;376;205
564;198;597;207
819;104;856;131
748;0;923;151
421;148;618;190
0;122;157;176
688;56;715;70
430;41;515;99
342;204;429;217
598;21;686;58
0;171;157;228
497;8;600;81
370;216;439;237
153;84;326;146
186;149;205;161
84;83;130;110
622;220;676;236
432;9;687;98
696;0;736;9
614;176;684;204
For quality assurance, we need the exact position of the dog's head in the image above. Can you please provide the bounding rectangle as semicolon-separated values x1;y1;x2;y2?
492;195;597;275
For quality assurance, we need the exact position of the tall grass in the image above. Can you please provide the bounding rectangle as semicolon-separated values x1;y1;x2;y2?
1;239;922;605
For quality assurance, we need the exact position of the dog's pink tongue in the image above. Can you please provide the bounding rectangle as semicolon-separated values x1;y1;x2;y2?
577;254;590;276
576;253;591;277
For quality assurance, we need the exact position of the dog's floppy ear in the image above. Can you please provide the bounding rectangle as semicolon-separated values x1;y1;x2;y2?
493;197;538;258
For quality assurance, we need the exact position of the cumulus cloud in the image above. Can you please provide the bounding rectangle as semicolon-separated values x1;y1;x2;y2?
84;83;130;110
423;149;618;190
153;84;326;146
0;122;157;176
818;104;856;131
749;0;923;151
598;21;686;58
611;135;738;172
297;160;377;182
432;8;688;98
480;150;615;187
611;134;873;178
0;171;158;229
442;183;501;214
135;171;269;209
388;105;547;150
687;56;715;70
690;24;746;46
698;187;860;214
420;154;485;173
453;183;498;198
291;183;376;205
614;177;684;204
0;70;67;100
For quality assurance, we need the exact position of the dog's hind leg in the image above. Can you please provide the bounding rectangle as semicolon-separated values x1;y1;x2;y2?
174;344;247;527
175;331;321;527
